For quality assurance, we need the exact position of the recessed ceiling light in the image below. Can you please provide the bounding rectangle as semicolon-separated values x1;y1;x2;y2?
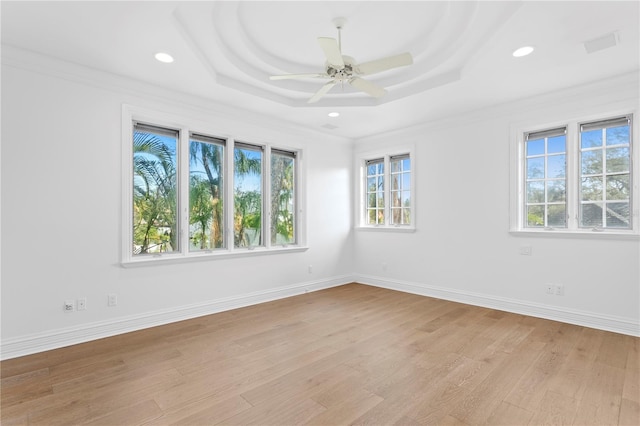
155;52;174;63
328;112;340;118
512;46;534;58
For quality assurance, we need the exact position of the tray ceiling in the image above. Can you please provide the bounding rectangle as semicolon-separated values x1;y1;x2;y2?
2;1;638;139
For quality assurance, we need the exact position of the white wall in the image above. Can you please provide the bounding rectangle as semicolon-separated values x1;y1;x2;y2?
1;48;354;359
353;72;639;335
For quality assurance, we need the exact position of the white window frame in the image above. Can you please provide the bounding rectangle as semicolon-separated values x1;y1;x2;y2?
121;105;307;266
510;110;639;237
355;146;416;232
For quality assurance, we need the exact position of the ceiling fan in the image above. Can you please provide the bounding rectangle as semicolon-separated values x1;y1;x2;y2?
269;18;413;103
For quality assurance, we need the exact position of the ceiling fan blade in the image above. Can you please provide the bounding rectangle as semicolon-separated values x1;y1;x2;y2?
356;52;413;75
308;81;337;103
318;37;345;69
270;73;329;80
349;77;387;98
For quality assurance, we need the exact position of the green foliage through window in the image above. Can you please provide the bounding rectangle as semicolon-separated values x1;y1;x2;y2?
189;136;224;250
234;144;263;248
580;118;631;228
271;150;296;245
130;121;299;258
133;124;178;254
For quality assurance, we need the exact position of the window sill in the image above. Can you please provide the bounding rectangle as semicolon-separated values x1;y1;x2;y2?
356;226;416;233
121;245;309;268
510;229;639;240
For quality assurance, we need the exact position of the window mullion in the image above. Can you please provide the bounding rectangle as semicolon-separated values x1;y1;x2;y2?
566;123;577;230
264;145;272;249
226;138;236;252
179;128;190;255
544;142;549;227
295;152;303;245
601;135;607;228
384;155;391;225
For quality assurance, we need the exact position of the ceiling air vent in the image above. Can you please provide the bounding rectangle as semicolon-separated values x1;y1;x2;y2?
321;123;339;130
583;32;619;54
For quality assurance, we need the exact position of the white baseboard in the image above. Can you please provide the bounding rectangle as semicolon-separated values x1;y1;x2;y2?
0;275;353;360
3;274;637;360
354;274;640;337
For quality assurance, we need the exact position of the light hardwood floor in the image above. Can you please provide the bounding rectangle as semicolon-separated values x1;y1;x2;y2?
1;283;639;425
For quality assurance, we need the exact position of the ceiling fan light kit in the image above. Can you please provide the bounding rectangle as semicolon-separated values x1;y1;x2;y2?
270;17;413;103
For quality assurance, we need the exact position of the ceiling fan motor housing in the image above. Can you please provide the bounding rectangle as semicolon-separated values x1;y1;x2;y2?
326;55;355;82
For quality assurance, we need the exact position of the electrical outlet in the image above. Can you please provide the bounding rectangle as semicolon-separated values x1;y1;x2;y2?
308;265;313;274
77;297;87;311
108;293;118;307
546;284;554;294
555;284;565;296
64;300;75;312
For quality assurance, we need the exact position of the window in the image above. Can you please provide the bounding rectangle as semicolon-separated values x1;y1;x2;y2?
359;150;414;230
123;109;304;264
579;117;631;228
234;143;263;248
524;127;567;228
390;154;411;225
271;149;296;245
133;123;179;254
514;114;636;235
365;158;385;225
189;133;225;251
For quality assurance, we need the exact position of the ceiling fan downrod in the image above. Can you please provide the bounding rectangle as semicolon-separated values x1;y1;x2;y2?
332;17;347;54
